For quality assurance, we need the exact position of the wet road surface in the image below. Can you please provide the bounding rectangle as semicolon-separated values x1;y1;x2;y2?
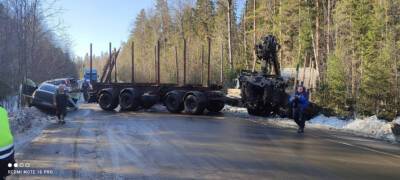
9;104;400;180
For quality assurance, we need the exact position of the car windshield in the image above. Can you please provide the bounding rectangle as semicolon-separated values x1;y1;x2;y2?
39;84;57;93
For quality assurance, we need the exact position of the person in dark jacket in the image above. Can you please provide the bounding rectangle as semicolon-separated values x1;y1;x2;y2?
82;80;90;102
54;84;68;124
289;86;310;133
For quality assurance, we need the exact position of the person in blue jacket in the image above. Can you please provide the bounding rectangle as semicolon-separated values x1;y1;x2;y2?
289;85;309;133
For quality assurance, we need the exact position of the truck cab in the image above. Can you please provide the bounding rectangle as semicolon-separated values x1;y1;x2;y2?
84;68;98;82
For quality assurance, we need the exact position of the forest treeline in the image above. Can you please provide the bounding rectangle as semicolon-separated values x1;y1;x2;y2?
0;0;77;99
78;0;400;120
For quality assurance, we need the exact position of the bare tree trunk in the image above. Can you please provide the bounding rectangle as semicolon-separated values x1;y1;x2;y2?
201;45;204;85
326;0;330;55
227;0;233;70
311;34;319;75
252;0;257;72
297;0;301;69
175;46;179;85
309;58;314;100
315;0;320;82
350;15;356;104
302;56;307;84
220;44;224;85
395;55;398;115
279;0;283;66
243;0;249;70
183;38;187;85
28;0;39;80
350;13;360;117
308;58;312;88
207;38;211;87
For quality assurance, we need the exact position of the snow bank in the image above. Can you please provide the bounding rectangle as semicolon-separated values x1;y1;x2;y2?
309;115;396;142
223;105;298;127
0;95;19;113
223;105;399;142
308;115;348;128
223;105;248;114
8;107;53;149
394;117;400;125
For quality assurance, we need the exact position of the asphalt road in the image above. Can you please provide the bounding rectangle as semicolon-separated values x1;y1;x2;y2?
9;104;400;180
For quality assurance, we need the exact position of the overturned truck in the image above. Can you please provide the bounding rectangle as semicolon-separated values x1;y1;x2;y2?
238;35;289;116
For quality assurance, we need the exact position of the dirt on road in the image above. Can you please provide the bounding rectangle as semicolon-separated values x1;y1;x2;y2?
8;104;400;180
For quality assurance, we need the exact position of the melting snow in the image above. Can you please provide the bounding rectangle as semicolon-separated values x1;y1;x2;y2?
223;105;399;142
9;107;53;150
309;115;397;142
1;95;19;113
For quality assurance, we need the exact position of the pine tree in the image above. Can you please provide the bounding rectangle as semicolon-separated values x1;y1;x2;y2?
357;0;389;117
194;0;215;40
275;0;300;66
326;52;347;116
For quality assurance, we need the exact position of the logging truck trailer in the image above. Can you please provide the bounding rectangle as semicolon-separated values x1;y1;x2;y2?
88;40;237;115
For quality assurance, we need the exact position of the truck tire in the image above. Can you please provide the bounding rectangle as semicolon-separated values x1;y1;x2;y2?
141;93;158;109
184;93;206;115
164;91;184;113
99;92;118;111
247;104;264;116
119;89;141;111
247;107;261;116
206;101;225;113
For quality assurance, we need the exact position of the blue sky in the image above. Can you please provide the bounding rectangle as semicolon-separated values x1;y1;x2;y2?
58;0;245;57
59;0;154;57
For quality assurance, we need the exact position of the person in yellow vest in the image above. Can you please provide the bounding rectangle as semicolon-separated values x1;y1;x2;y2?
0;105;15;180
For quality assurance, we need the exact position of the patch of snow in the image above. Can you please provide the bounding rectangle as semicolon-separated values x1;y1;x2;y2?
224;105;399;142
394;117;400;125
223;105;297;128
8;107;53;150
344;116;394;141
263;118;297;128
1;95;19;113
308;115;347;129
308;115;396;142
147;104;166;112
223;105;248;114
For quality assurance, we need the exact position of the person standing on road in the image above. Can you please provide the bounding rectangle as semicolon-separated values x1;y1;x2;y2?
0;105;15;180
82;80;90;102
289;86;309;133
54;84;68;124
